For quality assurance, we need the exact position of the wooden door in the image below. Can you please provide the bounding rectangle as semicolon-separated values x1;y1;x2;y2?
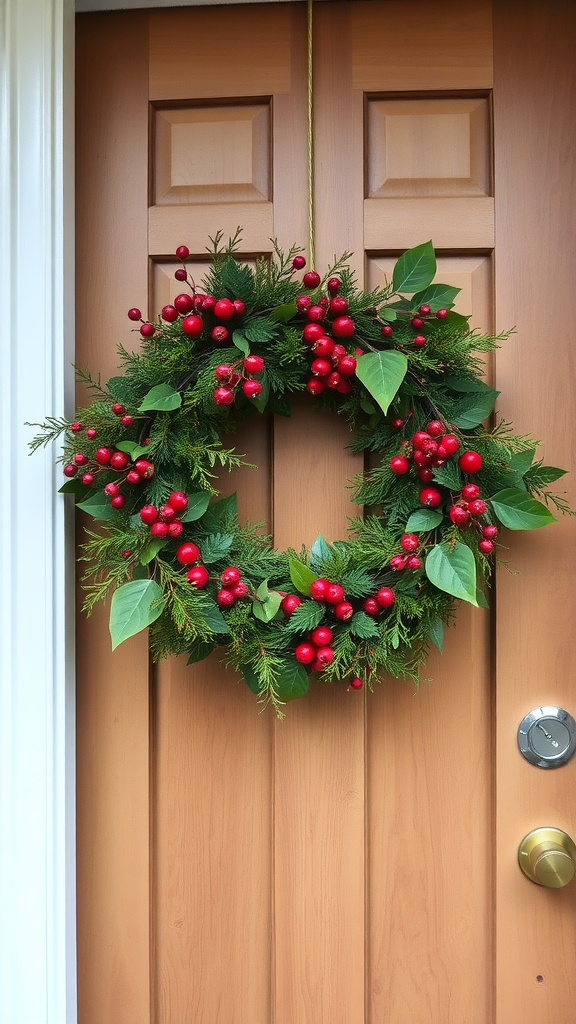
75;2;576;1021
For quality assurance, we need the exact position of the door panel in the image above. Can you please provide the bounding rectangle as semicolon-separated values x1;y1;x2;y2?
75;4;576;1022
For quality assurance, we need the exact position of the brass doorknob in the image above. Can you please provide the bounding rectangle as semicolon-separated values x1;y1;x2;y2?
518;827;576;887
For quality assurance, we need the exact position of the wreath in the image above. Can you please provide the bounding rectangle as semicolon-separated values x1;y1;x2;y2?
31;233;569;714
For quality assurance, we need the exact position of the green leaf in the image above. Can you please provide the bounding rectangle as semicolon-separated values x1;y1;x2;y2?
199;532;234;564
252;588;283;623
452;388;499;428
310;534;333;568
232;330;250;356
197;597;230;634
271;302;297;323
109;579;165;650
411;282;460;311
476;589;490;609
524;464;567;486
355;349;407;415
244;317;275;343
274;659;310;702
405;509;444;532
115;441;150;459
200;493;237;530
186;640;217;665
392;240;436;294
489;488;556;530
289;557;317;596
241;664;264;695
428;617;444;651
132;562;149;581
508;449;537;476
139;538;168;564
285;600;325;633
138;383;181;412
443;375;494;394
425;543;478;606
349;611;380;639
59;478;89;494
252;370;270;414
431;463;462;490
360;398;376;415
181;491;211;522
379;306;397;322
77;492;117;520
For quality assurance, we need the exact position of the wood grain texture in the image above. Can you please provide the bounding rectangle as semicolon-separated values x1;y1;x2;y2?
364;197;495;252
75;13;151;1024
493;3;576;1021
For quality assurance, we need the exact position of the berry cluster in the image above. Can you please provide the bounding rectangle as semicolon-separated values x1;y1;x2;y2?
213;353;265;406
139;491;187;538
292;258;358;397
63;403;153;509
294;625;335;672
380;302;448;348
214;566;249;607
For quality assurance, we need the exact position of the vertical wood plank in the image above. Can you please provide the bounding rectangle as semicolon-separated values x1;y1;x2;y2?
493;3;576;1021
75;13;152;1024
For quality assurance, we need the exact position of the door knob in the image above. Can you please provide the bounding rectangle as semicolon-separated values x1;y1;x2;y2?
518;827;576;887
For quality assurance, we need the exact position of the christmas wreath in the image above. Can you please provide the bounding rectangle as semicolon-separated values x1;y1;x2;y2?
31;233;569;714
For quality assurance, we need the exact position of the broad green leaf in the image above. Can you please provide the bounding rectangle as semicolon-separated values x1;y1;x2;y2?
489;488;556;530
405;509;444;532
524;464;567;486
411;282;460;311
200;493;237;530
241;664;264;695
197;598;230;634
232;330;250;355
452;388;499;428
289;557;317;595
441;310;470;328
181;491;211;522
355;349;407;415
425;542;478;605
431;463;462;490
476;589;490;609
392;240;436;294
379;306;397;322
271;302;297;323
109;579;165;650
508;448;537;476
310;534;333;568
199;532;234;564
244;317;275;343
115;441;150;459
139;538;167;564
187;640;217;665
59;478;89;494
428;617;444;651
443;375;494;394
138;383;181;412
252;588;283;623
132;562;149;581
274;659;310;702
77;492;117;520
360;398;376;415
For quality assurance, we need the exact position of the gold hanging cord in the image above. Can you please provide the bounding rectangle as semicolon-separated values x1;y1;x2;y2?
307;0;315;267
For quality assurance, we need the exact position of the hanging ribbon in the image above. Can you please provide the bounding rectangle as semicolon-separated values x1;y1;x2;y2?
307;0;315;267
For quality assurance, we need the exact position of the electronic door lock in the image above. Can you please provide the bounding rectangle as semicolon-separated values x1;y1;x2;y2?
517;706;576;768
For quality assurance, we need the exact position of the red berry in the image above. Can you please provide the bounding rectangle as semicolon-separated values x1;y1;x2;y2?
214;386;235;406
427;420;445;437
390;455;410;475
175;244;189;260
127;308;141;321
201;295;216;312
461;483;480;500
122;550;131;559
233;299;245;316
296;295;312;312
302;322;324;343
411;317;424;329
159;504;176;522
412;431;430;448
406;555;422;570
161;305;178;322
310;578;329;601
420;487;442;508
140;505;158;525
458;451;483;474
381;324;393;337
70;421;82;433
211;325;230;344
150;521;169;538
63;464;77;477
440;434;460;456
326;371;343;390
329;296;348;315
215;364;234;383
349;677;363;690
85;428;97;439
311;357;332;378
187;565;209;588
140;323;155;338
214;298;235;320
418;467;434;482
400;533;419;552
478;539;494;554
413;335;426;348
315;646;334;666
325;583;345;605
168;521;183;538
110;494;125;509
294;642;316;665
281;594;302;617
81;472;94;486
303;271;321;288
292;255;306;270
134;459;154;479
182;314;204;338
176;542;200;565
217;588;236;608
419;304;431;315
332;315;355;338
110;451;129;471
174;268;187;282
242;379;263;399
74;452;89;466
334;601;354;621
174;293;195;315
391;418;405;430
306;304;325;322
306;378;326;396
168;491;188;512
312;336;335;358
467;498;488;517
337;355;357;377
413;450;430;468
309;625;333;647
482;524;498;539
363;597;380;616
436;308;448;319
327;276;341;294
232;581;249;599
95;447;112;465
104;482;119;497
243;354;264;374
450;505;471;527
221;567;241;587
121;415;133;427
390;554;407;571
376;587;395;608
